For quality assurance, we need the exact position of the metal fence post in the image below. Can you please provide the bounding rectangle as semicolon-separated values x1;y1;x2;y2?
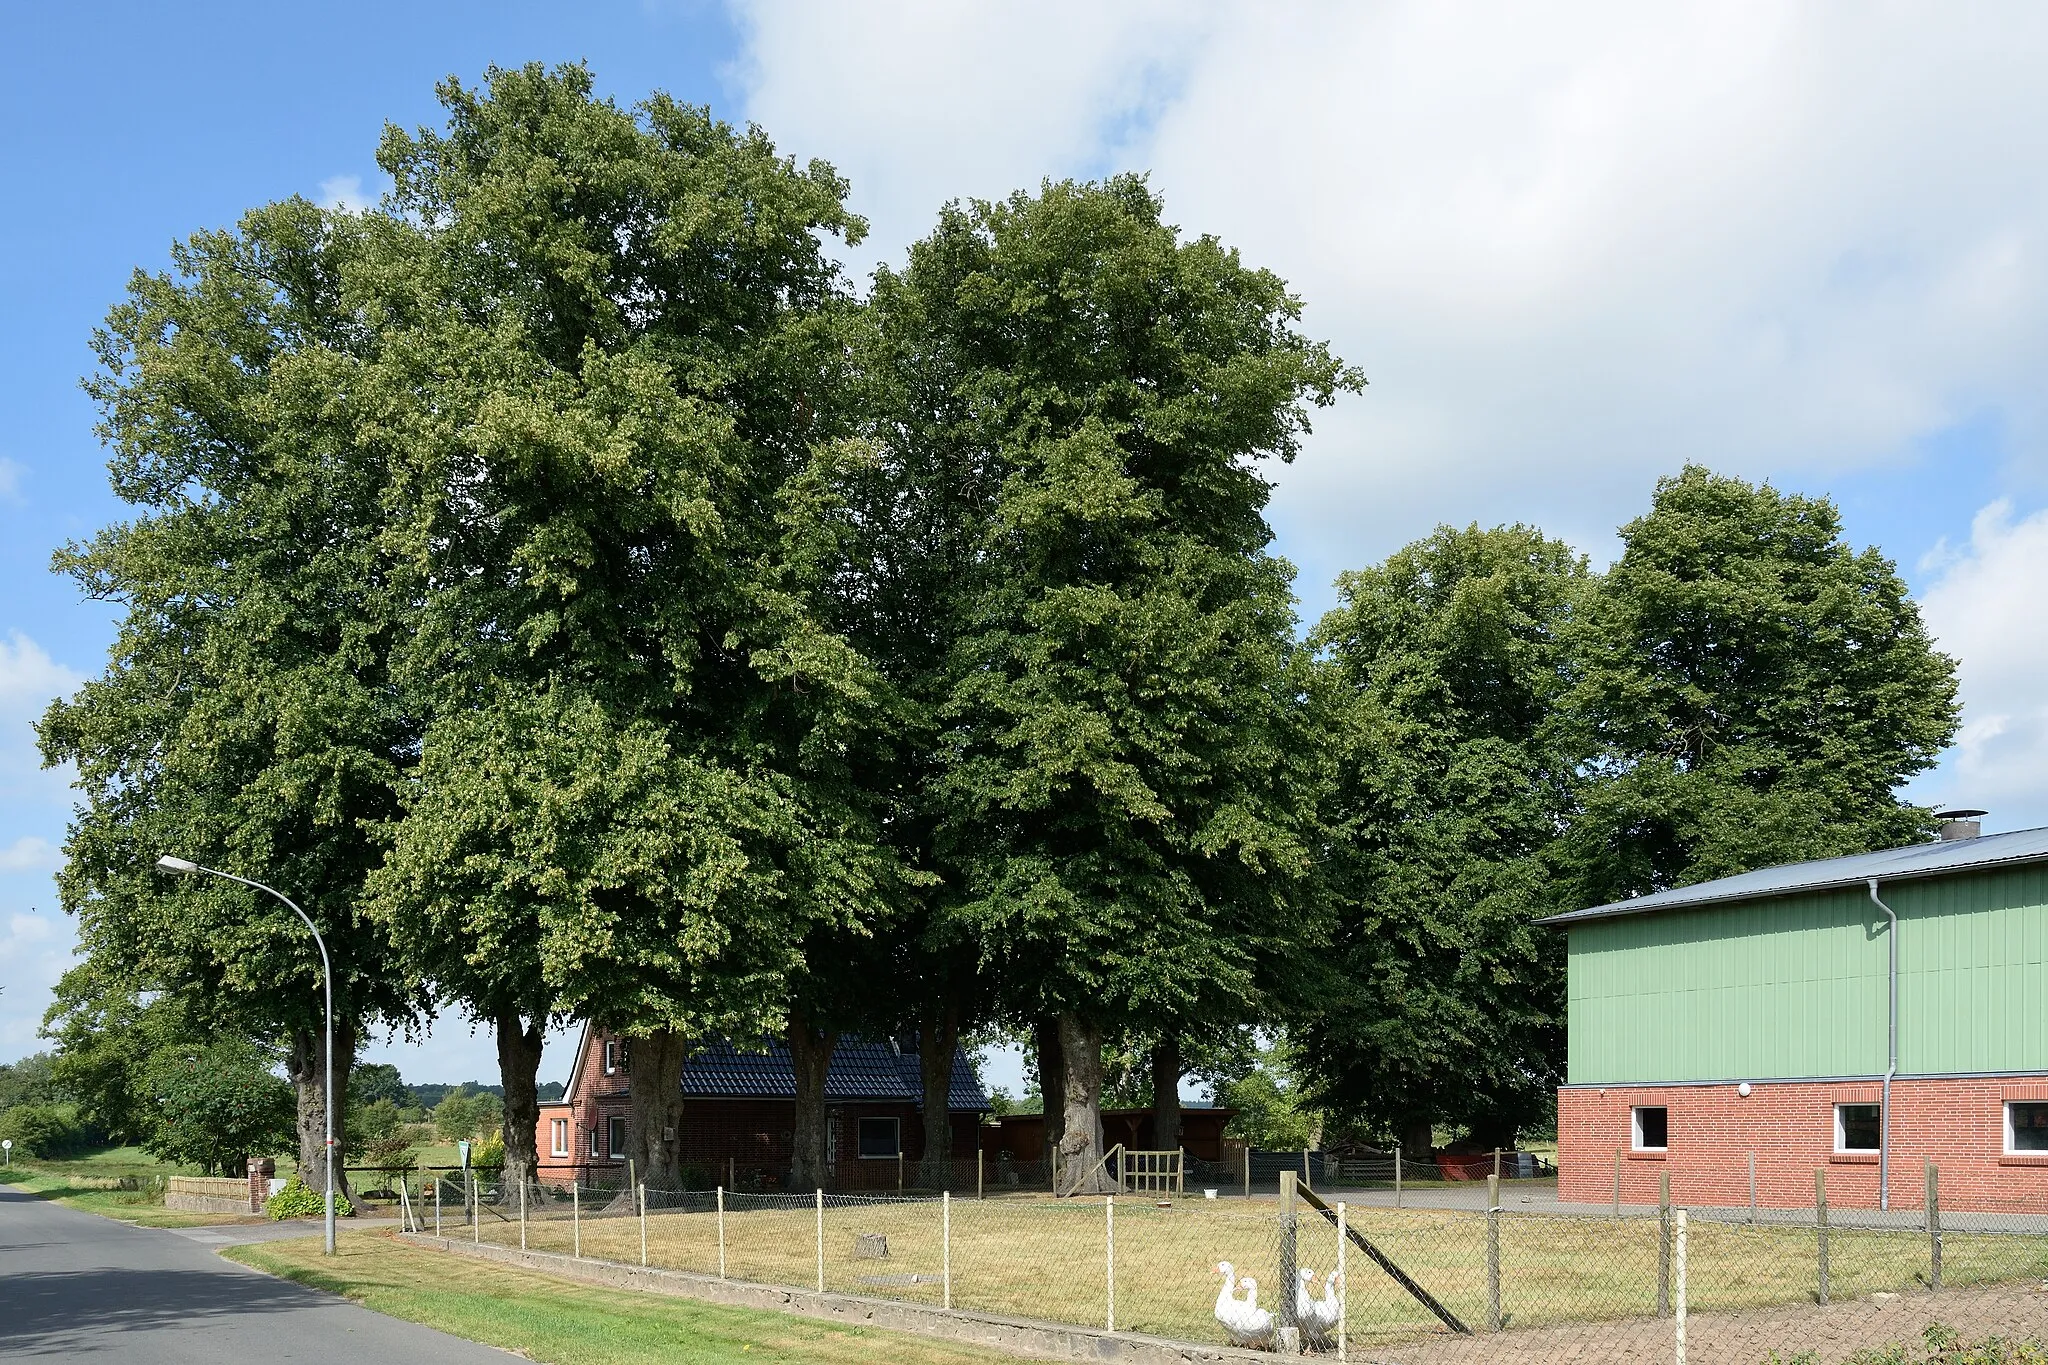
1244;1145;1251;1198
1486;1172;1502;1333
943;1190;952;1310
471;1170;479;1246
1394;1148;1403;1208
1657;1167;1671;1318
814;1187;824;1293
1926;1162;1941;1290
520;1177;527;1251
572;1181;580;1259
638;1182;647;1267
1748;1150;1757;1224
716;1185;726;1279
977;1148;984;1200
1815;1168;1829;1305
1493;1147;1502;1184
1336;1200;1348;1364
1278;1170;1300;1347
1675;1208;1688;1365
897;1151;903;1195
435;1175;442;1238
1613;1148;1623;1218
1104;1195;1115;1331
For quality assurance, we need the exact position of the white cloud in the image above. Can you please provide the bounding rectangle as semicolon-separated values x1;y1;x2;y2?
318;174;373;213
0;837;58;873
1915;499;2048;830
728;1;2048;590
0;632;83;804
0;457;22;503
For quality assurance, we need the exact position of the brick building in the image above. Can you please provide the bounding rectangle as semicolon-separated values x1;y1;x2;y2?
1543;815;2048;1213
536;1023;990;1189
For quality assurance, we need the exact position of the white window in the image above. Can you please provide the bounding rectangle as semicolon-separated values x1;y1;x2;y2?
550;1118;569;1158
609;1115;628;1158
1835;1103;1881;1153
857;1116;901;1159
603;1040;618;1075
2005;1101;2048;1154
1631;1105;1669;1152
589;1125;601;1158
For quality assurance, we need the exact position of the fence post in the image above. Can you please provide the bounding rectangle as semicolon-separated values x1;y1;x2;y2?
728;1155;734;1191
520;1177;527;1251
572;1181;580;1259
435;1175;442;1238
1926;1162;1941;1290
977;1147;984;1200
638;1182;647;1267
1748;1150;1757;1224
471;1170;479;1246
1657;1167;1671;1317
716;1185;726;1279
1178;1146;1185;1197
1486;1172;1502;1333
1104;1195;1115;1331
1815;1168;1829;1305
897;1151;903;1195
1675;1208;1688;1365
1613;1148;1623;1218
815;1187;824;1293
1244;1145;1251;1198
1493;1147;1502;1183
1303;1146;1311;1189
1337;1200;1348;1364
1278;1170;1300;1349
943;1189;952;1310
1394;1147;1403;1208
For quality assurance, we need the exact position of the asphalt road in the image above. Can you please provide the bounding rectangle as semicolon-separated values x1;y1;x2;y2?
0;1186;510;1361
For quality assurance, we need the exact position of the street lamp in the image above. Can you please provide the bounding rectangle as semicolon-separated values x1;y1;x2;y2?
156;855;336;1255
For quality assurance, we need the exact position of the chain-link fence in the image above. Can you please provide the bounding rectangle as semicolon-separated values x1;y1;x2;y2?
392;1168;2048;1362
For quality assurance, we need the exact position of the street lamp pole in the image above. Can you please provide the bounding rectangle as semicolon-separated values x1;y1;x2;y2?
156;855;336;1255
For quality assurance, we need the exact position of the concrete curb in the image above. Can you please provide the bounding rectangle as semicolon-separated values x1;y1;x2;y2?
399;1232;1279;1363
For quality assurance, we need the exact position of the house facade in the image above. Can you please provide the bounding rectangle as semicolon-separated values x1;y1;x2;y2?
535;1024;990;1189
1546;820;2048;1212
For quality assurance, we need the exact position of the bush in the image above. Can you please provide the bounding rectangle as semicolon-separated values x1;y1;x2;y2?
142;1041;295;1176
265;1175;353;1221
471;1135;504;1169
0;1102;86;1158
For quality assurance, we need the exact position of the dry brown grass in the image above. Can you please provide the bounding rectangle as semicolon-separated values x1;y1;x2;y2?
475;1194;2048;1350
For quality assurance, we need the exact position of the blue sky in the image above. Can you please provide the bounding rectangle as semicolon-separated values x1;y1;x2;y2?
6;3;2048;1092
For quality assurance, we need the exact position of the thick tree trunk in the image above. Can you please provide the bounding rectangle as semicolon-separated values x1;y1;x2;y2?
917;999;959;1189
1056;1013;1112;1195
1149;1035;1182;1153
787;1012;833;1192
1033;1016;1065;1172
624;1029;689;1189
287;1015;356;1209
495;1005;545;1194
1399;1116;1434;1163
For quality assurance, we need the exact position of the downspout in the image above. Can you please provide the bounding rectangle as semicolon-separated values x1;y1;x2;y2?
1868;878;1898;1211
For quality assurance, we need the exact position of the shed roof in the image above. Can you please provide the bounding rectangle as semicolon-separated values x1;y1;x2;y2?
1538;824;2048;927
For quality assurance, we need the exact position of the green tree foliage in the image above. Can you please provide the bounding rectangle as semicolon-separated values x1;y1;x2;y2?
349;1063;408;1109
1297;525;1588;1152
0;1103;86;1158
1214;1038;1322;1150
362;64;898;1188
1566;466;1960;902
432;1087;504;1143
141;1041;295;1175
0;1053;64;1113
38;183;428;1201
871;176;1356;1190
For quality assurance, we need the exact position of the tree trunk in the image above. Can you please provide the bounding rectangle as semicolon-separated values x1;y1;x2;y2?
1149;1035;1182;1153
787;1012;833;1192
495;1005;545;1194
917;999;960;1189
624;1029;689;1188
287;1015;356;1209
1056;1013;1112;1195
1400;1116;1433;1163
1034;1016;1065;1169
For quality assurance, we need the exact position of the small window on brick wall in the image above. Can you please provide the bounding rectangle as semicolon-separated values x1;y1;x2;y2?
550;1117;569;1158
603;1040;618;1075
609;1115;627;1158
857;1116;901;1159
1835;1103;1880;1152
1632;1105;1668;1151
2006;1101;2048;1154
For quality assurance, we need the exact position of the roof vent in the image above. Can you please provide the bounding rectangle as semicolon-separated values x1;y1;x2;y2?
1934;808;1987;842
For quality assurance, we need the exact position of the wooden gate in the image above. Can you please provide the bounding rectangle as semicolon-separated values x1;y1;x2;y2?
1117;1147;1184;1195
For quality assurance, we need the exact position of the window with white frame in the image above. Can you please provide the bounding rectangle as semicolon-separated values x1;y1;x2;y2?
1834;1103;1881;1152
2006;1101;2048;1153
550;1117;569;1158
588;1125;601;1158
603;1040;618;1075
857;1116;901;1159
609;1115;627;1158
1632;1105;1669;1151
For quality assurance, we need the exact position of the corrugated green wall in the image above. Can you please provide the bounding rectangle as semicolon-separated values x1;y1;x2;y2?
1566;864;2048;1084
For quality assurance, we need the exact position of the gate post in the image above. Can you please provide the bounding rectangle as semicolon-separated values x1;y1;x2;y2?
1278;1170;1301;1349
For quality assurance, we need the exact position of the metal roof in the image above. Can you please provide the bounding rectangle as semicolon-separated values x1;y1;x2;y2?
680;1036;992;1112
1539;824;2048;926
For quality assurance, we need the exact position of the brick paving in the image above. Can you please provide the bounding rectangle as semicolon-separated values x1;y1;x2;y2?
1358;1282;2048;1365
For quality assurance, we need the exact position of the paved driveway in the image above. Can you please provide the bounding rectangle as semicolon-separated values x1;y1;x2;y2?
0;1186;508;1362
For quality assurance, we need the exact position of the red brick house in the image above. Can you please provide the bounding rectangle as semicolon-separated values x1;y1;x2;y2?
536;1023;990;1189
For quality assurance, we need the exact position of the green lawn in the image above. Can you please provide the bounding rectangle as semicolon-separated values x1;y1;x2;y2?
3;1148;262;1229
226;1230;1015;1365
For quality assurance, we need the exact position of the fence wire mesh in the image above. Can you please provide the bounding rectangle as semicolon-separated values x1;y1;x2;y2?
399;1167;2048;1362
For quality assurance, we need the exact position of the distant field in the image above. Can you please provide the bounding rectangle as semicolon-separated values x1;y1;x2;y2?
2;1148;257;1228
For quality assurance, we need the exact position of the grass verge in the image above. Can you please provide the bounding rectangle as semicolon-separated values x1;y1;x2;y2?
224;1229;1016;1365
4;1151;261;1229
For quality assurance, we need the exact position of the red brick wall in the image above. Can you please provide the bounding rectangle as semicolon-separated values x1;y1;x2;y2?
1558;1076;2048;1212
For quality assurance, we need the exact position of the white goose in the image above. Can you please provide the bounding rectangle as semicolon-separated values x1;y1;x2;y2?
1213;1262;1274;1349
1295;1267;1344;1349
